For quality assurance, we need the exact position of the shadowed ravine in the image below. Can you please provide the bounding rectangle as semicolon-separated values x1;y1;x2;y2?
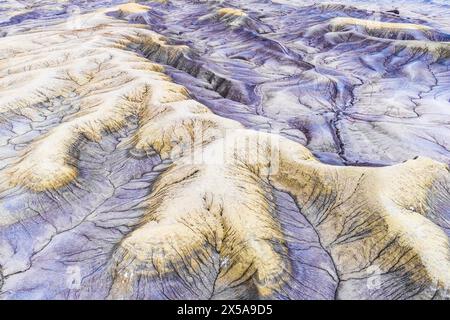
0;1;449;300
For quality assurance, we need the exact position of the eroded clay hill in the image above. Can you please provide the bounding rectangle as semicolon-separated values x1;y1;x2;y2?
0;1;449;300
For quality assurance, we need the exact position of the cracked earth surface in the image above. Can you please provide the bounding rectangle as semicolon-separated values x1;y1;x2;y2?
0;0;449;299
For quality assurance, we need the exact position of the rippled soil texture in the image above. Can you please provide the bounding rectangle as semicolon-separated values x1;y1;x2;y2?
0;0;449;300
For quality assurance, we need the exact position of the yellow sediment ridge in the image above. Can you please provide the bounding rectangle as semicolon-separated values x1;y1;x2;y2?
116;3;150;17
323;17;450;59
217;7;247;17
330;17;432;32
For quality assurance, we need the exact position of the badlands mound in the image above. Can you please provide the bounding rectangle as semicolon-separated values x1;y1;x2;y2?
0;0;449;300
